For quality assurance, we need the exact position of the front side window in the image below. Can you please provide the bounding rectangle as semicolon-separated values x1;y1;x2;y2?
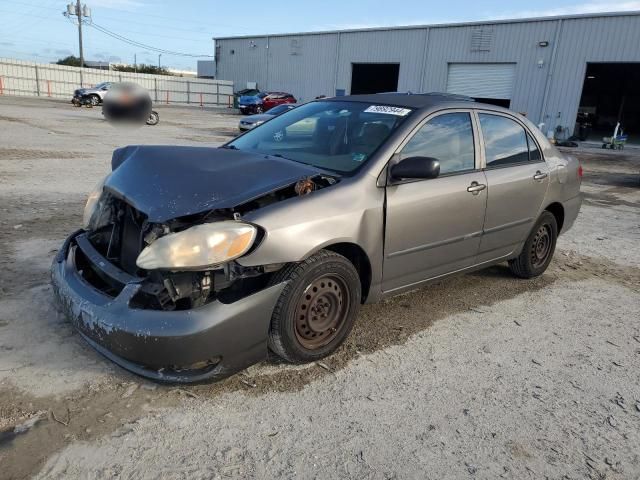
228;101;413;173
400;112;475;175
479;114;529;167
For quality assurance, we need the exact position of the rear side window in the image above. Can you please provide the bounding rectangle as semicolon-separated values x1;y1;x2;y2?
527;132;542;162
401;112;475;175
479;114;529;167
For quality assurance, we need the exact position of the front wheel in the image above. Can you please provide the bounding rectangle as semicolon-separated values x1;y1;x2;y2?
268;250;361;363
509;211;558;278
88;94;100;106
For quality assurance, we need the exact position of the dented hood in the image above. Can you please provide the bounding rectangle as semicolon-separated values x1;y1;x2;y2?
106;145;325;223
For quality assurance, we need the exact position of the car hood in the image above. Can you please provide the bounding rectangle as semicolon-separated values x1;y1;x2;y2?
242;113;275;123
107;145;327;223
239;95;262;105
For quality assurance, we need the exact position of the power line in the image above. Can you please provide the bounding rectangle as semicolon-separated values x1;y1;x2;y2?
87;22;214;58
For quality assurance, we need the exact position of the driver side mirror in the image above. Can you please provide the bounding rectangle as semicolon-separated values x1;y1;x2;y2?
390;156;440;181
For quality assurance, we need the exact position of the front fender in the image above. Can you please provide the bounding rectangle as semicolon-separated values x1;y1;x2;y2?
237;175;384;300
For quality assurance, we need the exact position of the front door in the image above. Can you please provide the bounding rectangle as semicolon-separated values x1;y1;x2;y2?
382;111;488;293
475;112;550;262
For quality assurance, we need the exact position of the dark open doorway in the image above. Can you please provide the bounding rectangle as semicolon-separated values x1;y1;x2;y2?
351;63;400;95
576;62;640;144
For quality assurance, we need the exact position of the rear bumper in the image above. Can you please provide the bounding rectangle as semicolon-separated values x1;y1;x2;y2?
561;193;583;234
51;231;284;383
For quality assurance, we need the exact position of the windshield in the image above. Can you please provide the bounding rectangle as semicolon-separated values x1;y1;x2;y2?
96;82;110;89
228;101;413;173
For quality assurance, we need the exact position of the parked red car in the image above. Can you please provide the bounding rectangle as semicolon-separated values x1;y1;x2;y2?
262;92;297;111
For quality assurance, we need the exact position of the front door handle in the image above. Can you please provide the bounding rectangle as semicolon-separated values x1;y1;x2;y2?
467;181;486;195
533;171;548;181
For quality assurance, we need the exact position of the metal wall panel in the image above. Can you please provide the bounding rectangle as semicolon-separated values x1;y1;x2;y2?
267;33;339;101
543;15;640;134
422;20;560;121
216;13;640;130
334;29;427;95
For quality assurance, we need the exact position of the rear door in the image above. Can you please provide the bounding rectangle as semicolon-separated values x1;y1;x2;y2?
382;110;488;293
475;111;550;262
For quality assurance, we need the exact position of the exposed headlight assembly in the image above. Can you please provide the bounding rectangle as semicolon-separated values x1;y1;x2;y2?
82;175;108;229
136;221;257;270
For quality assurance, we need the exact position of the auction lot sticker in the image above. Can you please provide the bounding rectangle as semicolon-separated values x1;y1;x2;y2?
364;105;412;116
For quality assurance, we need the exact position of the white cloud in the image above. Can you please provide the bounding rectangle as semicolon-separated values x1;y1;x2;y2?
484;1;640;20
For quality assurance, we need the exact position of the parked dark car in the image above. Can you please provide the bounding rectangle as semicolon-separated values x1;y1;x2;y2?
238;103;298;131
51;93;582;383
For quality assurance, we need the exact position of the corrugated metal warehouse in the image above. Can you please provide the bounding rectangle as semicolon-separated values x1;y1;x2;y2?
214;11;640;142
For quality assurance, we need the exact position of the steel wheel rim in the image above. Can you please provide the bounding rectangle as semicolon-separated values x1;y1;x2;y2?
90;96;99;105
531;224;552;268
294;274;351;350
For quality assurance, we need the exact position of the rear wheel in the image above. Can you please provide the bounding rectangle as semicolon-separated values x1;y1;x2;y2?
509;211;558;278
268;250;361;363
146;111;159;126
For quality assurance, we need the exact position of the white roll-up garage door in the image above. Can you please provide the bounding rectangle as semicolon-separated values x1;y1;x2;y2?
446;63;516;100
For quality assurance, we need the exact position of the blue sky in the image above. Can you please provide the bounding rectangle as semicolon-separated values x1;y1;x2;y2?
0;0;638;70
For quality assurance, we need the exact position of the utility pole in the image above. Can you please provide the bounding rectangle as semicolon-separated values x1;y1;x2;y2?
134;54;137;73
63;2;91;67
76;0;83;67
158;54;161;69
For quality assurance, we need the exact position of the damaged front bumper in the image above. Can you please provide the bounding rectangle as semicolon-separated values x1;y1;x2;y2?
51;230;284;383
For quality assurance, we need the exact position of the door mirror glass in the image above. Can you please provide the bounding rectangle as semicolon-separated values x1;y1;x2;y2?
391;156;440;180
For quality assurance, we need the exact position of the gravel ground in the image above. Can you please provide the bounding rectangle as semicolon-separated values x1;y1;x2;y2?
0;96;639;480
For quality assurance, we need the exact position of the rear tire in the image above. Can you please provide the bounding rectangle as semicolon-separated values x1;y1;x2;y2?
509;211;558;278
267;250;361;363
146;111;159;126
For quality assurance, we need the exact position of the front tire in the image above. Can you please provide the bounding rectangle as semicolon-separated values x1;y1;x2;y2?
268;250;361;363
89;94;100;106
509;211;558;278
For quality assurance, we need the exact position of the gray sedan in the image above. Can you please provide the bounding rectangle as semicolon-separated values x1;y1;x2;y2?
51;93;582;382
238;103;298;131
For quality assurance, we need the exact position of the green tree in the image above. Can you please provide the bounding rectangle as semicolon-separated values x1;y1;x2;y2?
112;64;173;76
56;55;82;67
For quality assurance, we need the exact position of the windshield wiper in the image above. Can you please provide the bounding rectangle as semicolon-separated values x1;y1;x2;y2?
221;144;239;150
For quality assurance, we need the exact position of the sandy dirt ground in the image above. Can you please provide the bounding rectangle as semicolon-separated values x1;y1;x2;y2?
0;96;639;480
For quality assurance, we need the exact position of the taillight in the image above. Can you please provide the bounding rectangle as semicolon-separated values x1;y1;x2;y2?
577;165;583;179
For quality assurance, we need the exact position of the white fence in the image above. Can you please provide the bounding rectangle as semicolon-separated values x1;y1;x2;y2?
0;58;234;108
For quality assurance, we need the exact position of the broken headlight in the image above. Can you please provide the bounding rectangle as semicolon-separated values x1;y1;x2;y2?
82;175;108;229
136;221;257;270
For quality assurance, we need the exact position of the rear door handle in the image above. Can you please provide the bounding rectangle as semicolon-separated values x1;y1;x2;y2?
533;171;548;181
467;182;486;195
